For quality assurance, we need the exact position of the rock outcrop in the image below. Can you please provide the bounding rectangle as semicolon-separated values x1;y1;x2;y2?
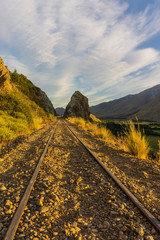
64;91;90;120
0;57;11;89
36;88;56;115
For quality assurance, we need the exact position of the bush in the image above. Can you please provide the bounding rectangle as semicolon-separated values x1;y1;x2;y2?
0;126;15;141
121;121;150;159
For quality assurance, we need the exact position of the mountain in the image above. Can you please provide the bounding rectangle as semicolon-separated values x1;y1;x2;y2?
55;107;65;116
136;94;160;122
0;56;56;142
90;84;160;121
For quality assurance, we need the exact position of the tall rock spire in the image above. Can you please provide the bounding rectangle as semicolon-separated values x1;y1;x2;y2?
64;91;90;120
0;57;11;88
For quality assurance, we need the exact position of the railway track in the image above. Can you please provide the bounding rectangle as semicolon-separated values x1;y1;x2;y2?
2;120;160;239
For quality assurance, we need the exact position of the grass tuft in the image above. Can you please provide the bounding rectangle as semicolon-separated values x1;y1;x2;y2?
120;120;150;159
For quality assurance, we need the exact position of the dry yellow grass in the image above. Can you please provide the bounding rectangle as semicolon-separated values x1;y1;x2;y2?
68;117;116;144
120;120;150;159
90;114;101;123
69;117;150;160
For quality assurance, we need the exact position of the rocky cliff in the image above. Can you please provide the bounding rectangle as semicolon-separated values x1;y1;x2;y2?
64;91;90;120
35;88;56;115
0;57;12;90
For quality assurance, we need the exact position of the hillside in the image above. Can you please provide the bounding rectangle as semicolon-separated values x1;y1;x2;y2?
136;94;160;121
10;69;56;115
90;84;160;121
0;56;56;143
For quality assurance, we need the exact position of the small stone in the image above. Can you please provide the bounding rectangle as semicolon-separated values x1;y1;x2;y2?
91;229;98;233
43;177;49;181
137;227;144;236
15;196;20;202
103;221;110;228
37;196;44;207
0;223;3;230
5;200;13;206
110;211;119;217
122;236;128;240
121;226;128;232
19;234;25;237
118;224;123;228
152;208;156;212
1;228;7;235
0;183;6;191
129;211;134;217
146;236;154;240
40;206;49;213
121;204;125;210
119;231;123;236
5;209;12;214
137;235;144;240
151;228;156;234
98;224;103;228
40;191;45;195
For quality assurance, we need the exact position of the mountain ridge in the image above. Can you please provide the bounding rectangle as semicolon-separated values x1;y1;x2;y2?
90;84;160;121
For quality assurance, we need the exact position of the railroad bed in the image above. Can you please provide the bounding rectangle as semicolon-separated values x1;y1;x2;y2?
0;120;160;239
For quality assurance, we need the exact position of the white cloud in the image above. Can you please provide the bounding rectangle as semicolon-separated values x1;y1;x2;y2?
125;48;160;70
0;0;160;107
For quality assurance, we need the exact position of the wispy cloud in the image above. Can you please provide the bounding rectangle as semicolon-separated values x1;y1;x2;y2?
0;0;160;107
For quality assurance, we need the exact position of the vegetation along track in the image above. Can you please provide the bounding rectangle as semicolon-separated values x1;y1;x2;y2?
1;120;160;239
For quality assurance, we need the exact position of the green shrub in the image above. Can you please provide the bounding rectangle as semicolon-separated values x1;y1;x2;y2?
0;126;15;141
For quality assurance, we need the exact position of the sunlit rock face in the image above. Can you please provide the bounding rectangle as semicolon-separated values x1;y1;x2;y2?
0;57;11;88
64;91;90;120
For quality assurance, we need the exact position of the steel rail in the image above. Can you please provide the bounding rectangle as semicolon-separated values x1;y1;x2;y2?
65;120;160;234
4;121;59;240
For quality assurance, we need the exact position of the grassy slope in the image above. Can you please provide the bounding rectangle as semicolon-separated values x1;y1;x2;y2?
0;70;54;143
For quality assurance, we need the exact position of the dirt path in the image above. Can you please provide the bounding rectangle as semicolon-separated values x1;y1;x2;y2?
67;121;160;223
6;120;159;239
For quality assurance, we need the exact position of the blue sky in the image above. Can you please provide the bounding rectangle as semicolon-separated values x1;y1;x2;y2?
0;0;160;107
